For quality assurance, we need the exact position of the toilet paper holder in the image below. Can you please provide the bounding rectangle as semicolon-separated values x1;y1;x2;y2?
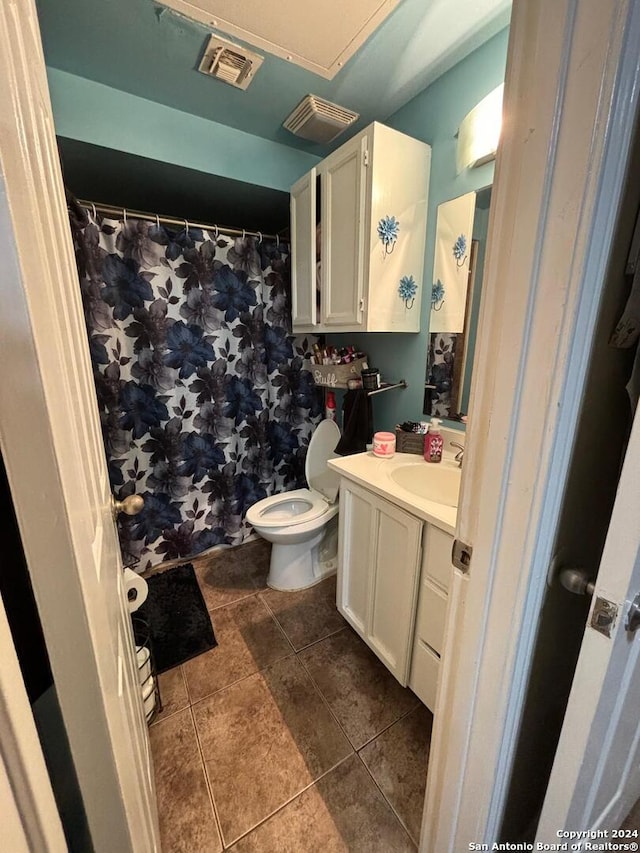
131;616;162;724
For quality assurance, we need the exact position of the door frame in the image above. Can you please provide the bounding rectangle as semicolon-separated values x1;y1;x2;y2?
422;0;640;848
0;0;159;850
0;589;66;852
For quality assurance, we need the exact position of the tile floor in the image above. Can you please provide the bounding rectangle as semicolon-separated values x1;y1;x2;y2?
149;539;433;852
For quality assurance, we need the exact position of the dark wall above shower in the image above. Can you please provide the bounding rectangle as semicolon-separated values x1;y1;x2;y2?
57;137;291;235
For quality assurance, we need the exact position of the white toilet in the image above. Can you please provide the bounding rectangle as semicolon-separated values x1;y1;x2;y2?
246;419;341;591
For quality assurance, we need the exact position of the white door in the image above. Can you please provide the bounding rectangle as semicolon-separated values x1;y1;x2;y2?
290;167;317;330
0;2;160;851
537;404;640;837
420;0;640;849
321;134;367;328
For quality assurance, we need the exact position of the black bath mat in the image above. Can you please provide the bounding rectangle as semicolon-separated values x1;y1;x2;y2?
135;563;216;673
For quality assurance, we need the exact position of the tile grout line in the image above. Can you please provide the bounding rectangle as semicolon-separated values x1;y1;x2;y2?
294;640;360;751
150;666;190;728
223;752;354;849
188;704;227;852
187;651;298;713
254;592;298;656
356;700;424;751
354;749;420;850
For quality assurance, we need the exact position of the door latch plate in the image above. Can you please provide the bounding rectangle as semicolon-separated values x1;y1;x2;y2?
590;596;618;638
452;539;472;573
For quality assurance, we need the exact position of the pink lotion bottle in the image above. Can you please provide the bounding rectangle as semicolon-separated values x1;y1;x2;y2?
424;417;443;463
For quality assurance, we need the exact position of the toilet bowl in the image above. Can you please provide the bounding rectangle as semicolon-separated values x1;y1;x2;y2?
246;419;341;591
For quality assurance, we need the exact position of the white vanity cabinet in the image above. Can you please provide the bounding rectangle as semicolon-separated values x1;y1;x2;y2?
336;478;454;711
337;480;423;682
291;122;431;334
409;524;454;710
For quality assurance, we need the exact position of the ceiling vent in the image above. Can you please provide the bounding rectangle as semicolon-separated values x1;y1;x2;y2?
283;95;359;144
198;35;264;90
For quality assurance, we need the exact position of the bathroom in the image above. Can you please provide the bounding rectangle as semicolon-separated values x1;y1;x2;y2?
1;2;640;849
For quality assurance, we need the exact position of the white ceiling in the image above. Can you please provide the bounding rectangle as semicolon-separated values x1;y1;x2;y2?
160;0;404;79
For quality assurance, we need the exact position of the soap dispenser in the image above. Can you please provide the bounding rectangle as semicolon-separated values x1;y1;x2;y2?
424;417;443;463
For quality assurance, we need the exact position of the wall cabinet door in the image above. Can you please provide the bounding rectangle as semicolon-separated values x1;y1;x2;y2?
290;122;430;334
337;481;422;684
320;134;367;328
290;168;317;330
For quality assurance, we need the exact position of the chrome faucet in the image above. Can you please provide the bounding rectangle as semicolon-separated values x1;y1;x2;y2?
450;441;464;468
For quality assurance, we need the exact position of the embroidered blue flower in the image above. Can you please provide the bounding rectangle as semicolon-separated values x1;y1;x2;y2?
377;215;400;248
431;279;446;308
398;275;417;303
453;234;467;262
163;321;216;379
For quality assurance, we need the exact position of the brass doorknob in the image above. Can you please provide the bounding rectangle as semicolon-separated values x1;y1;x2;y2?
112;494;144;517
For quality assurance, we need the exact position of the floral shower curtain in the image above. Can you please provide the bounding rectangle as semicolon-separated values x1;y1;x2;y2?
74;210;322;571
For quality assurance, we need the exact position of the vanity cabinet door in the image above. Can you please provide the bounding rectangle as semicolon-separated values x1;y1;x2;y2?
290;168;317;331
368;494;422;683
337;481;374;635
337;481;422;685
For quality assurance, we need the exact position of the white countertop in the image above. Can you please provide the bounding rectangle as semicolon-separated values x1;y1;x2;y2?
328;451;459;535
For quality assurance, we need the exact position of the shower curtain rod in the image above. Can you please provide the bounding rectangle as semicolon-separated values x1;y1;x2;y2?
78;199;284;242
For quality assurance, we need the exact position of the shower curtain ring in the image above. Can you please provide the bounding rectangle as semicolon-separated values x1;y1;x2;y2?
257;231;262;244
184;219;189;232
155;213;160;228
123;208;127;223
242;229;246;240
91;202;97;220
276;234;280;248
214;224;219;239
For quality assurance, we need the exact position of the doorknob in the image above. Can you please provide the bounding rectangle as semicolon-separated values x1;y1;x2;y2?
112;494;144;518
558;567;595;597
626;594;640;633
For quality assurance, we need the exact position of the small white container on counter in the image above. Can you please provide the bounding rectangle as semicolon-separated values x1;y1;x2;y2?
372;431;396;457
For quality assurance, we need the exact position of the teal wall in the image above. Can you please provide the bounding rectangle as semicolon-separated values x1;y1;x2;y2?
46;68;320;192
327;27;509;431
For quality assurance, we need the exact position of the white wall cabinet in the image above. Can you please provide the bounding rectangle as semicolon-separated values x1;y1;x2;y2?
336;479;454;710
291;122;431;334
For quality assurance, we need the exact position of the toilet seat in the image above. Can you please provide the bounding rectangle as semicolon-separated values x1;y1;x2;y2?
246;487;329;529
246;419;342;530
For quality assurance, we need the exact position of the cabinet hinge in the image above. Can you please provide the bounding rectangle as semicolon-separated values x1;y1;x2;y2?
363;149;369;167
452;539;472;574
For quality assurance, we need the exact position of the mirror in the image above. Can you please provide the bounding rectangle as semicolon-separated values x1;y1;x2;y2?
423;186;492;420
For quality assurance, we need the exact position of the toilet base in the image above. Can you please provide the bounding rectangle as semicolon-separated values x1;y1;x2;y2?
266;516;338;592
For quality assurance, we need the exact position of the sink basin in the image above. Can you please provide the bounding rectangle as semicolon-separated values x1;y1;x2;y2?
390;462;461;507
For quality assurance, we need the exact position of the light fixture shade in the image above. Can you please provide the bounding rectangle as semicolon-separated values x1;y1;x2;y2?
456;84;504;173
